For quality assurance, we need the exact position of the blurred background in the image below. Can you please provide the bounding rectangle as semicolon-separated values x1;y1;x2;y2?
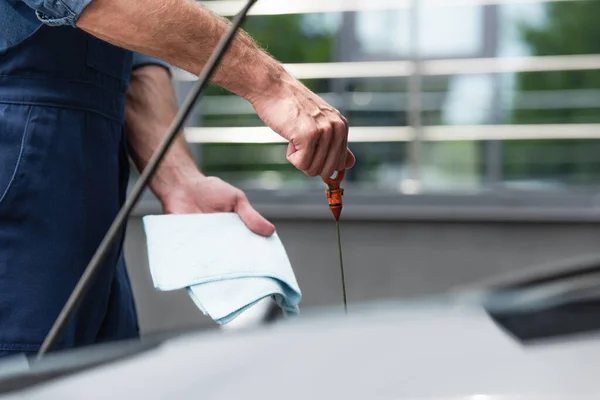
125;0;600;335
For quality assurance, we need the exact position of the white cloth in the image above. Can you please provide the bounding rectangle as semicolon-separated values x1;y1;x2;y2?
142;213;302;324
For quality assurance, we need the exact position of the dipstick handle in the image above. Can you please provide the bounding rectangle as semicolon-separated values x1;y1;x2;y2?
322;170;345;221
322;169;348;313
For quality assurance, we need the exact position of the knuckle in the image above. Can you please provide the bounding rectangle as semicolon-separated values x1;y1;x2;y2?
204;176;222;188
341;115;349;127
333;120;347;138
233;191;246;203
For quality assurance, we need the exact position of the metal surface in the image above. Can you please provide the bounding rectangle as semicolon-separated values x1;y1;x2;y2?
406;0;422;193
202;0;583;17
184;123;600;144
4;294;600;400
173;54;600;81
194;89;600;116
36;0;259;358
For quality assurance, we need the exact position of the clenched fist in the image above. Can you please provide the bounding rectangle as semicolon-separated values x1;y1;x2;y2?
250;76;356;179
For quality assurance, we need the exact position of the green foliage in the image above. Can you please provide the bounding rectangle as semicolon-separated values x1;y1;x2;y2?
506;1;600;184
204;14;335;97
243;15;334;64
513;1;600;124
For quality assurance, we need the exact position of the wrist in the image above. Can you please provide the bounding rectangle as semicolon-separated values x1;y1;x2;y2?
150;164;205;204
239;57;295;104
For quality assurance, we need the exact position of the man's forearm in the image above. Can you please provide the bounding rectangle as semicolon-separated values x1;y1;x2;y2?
78;0;355;179
77;0;288;102
124;65;201;200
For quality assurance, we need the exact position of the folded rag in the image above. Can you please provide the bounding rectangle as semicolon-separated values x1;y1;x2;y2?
142;213;302;324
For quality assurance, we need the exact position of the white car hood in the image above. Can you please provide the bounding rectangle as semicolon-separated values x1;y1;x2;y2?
3;299;600;400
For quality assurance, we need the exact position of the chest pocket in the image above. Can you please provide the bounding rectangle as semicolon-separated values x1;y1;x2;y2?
86;35;133;89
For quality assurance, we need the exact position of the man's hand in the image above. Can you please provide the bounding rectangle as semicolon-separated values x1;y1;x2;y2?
250;77;356;179
160;175;275;237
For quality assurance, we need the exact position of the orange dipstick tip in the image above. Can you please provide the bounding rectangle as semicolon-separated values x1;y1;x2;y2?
321;170;346;221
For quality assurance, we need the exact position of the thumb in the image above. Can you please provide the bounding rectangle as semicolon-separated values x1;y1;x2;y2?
235;197;276;237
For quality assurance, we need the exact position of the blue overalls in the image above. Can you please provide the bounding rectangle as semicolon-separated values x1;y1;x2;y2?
0;12;147;355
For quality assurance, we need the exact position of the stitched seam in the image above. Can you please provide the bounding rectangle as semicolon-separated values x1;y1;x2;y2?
0;343;40;351
0;74;126;95
36;0;77;27
36;12;71;27
0;106;33;208
0;342;70;352
55;0;77;19
0;100;122;124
